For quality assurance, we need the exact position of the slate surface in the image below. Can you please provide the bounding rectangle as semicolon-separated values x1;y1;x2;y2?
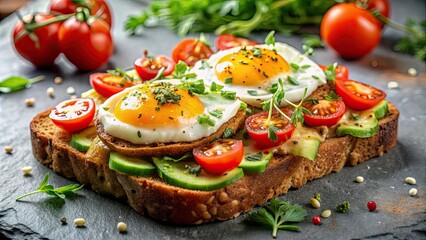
0;0;425;239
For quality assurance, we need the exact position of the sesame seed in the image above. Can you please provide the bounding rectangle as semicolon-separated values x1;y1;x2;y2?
117;222;127;233
408;68;417;76
405;177;416;185
66;86;76;95
47;87;55;98
22;166;32;175
356;176;364;183
4;146;13;154
409;188;417;196
387;81;399;89
54;77;63;84
73;218;86;227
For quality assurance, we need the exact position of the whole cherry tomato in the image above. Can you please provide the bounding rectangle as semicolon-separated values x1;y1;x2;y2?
50;0;112;28
320;3;381;59
58;8;113;71
49;98;96;133
215;34;259;51
134;52;175;80
172;37;213;66
193;139;244;174
12;14;61;67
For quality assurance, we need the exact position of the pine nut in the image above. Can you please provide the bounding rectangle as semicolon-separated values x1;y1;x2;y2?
74;218;86;227
22;166;32;175
4;146;13;154
25;98;35;107
117;222;127;233
47;87;55;98
54;77;63;84
408;68;417;76
321;209;331;218
405;177;416;185
310;198;320;209
387;81;399;89
356;176;364;183
66;86;76;95
409;188;417;196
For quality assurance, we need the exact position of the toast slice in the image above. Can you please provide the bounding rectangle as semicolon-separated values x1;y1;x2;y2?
30;91;399;225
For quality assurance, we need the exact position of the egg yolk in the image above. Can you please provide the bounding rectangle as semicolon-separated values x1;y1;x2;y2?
215;47;290;86
113;83;204;127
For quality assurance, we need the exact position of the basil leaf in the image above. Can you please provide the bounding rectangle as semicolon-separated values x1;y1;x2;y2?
245;152;263;161
0;75;44;93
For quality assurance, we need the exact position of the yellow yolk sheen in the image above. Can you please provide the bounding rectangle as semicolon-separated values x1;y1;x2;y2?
215;47;290;86
113;84;204;127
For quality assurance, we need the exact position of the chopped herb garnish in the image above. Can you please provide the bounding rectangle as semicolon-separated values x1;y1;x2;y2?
287;76;299;85
268;124;279;142
302;44;314;56
247;90;258;96
268;83;278;93
305;98;319;105
239;60;249;65
223;128;233;138
152;82;182;105
103;107;110;111
265;30;276;46
137;130;142;138
172;61;197;79
168;116;174;120
351;113;361;121
16;173;83;201
247;198;307;238
162;152;192;162
314;193;321;202
185;164;202;176
312;75;320;80
245;152;263;161
197;114;215;126
336;201;350;213
302;35;325;48
209;109;223;118
239;102;247;110
301;64;311;69
179;78;205;95
252;48;262;58
155;106;160;111
324;63;337;81
210;82;224;92
262;71;269;78
224;77;233;84
199;60;211;70
106;68;135;83
290;63;300;71
324;91;342;101
220;90;236;100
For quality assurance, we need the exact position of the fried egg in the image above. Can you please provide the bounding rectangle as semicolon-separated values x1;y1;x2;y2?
97;80;241;144
191;42;326;107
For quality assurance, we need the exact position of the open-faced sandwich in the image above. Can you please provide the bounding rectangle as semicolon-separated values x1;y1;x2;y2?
30;32;399;225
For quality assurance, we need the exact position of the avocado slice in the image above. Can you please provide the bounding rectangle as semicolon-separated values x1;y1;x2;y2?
239;151;273;173
370;100;388;120
287;137;321;161
109;152;155;176
337;112;378;138
153;158;244;191
70;127;97;152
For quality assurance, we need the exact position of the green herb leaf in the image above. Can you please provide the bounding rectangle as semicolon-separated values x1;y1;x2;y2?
302;35;324;48
336;201;350;213
265;30;276;46
224;77;233;84
210;82;224;92
199;60;212;70
152;82;182;105
223;128;233;138
324;91;342;101
287;76;299;85
290;63;300;71
247;90;258;96
137;130;142;138
268;124;279;142
107;68;135;82
302;44;314;56
163;152;193;162
209;109;223;118
239;102;247;110
173;61;189;79
351;113;361;121
185;164;202;176
245;152;263;161
247;198;307;238
220;90;236;100
16;173;84;201
305;98;319;105
252;48;262;58
103;107;110;111
324;63;337;81
197;114;215;126
0;75;44;93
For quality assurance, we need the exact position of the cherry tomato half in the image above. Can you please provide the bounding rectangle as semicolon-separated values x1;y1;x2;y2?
58;8;113;71
12;14;61;67
172;38;213;66
303;100;346;127
90;72;140;98
320;3;381;59
134;54;175;80
49;98;95;133
193;139;244;174
49;0;113;28
215;34;259;51
335;79;386;110
319;64;349;81
245;109;295;149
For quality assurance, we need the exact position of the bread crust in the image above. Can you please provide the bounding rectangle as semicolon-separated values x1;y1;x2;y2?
95;109;246;157
30;100;399;225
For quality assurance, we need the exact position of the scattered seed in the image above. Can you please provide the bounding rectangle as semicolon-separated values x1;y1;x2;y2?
408;68;417;76
60;217;67;225
367;201;377;211
321;209;331;218
356;176;364;183
54;77;63;84
4;146;13;154
66;86;76;95
47;87;55;98
405;177;416;185
117;222;127;233
310;198;321;209
22;166;32;175
312;215;321;225
25;98;35;107
409;188;417;196
387;81;399;90
74;218;86;227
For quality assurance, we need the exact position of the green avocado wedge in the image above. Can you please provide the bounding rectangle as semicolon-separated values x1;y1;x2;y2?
239;151;273;173
370;100;388;120
153;158;244;191
287;137;321;161
337;112;378;138
109;152;155;176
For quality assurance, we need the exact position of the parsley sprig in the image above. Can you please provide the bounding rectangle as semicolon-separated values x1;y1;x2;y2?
107;68;135;83
247;198;307;238
16;173;83;201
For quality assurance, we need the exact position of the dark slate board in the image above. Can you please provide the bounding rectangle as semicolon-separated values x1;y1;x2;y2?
0;0;425;239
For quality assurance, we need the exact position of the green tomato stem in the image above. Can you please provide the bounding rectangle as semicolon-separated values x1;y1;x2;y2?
371;10;423;39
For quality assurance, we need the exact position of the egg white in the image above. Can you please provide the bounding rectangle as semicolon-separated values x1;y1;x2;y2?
97;80;242;145
191;42;327;108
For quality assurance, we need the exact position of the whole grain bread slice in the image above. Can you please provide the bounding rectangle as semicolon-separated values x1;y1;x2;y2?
30;101;399;224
